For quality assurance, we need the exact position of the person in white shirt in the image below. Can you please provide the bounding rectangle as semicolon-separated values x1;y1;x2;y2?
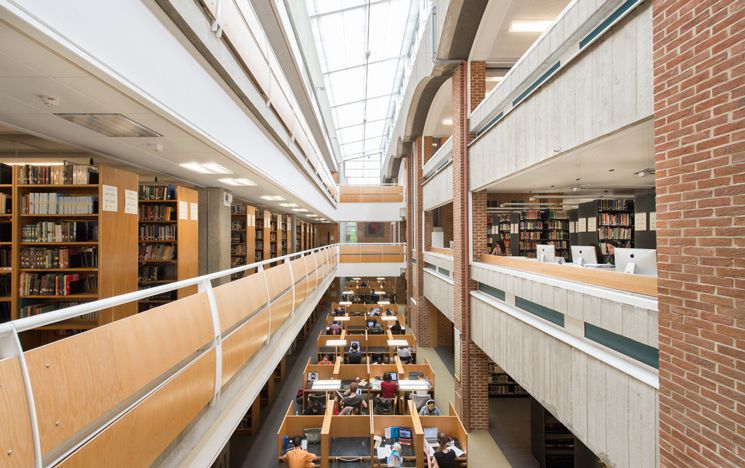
397;346;413;364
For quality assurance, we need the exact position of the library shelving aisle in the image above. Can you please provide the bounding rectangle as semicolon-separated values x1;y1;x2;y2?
0;164;13;323
137;184;198;312
269;212;278;266
544;210;569;261
518;210;542;258
230;202;256;279
487;215;511;252
16;163;138;332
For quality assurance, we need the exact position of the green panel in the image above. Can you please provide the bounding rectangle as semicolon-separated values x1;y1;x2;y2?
584;323;659;368
478;282;505;301
580;0;640;49
424;262;436;271
512;61;561;107
515;297;565;327
438;267;450;277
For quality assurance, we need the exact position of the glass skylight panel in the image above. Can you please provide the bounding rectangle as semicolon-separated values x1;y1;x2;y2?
308;0;416;183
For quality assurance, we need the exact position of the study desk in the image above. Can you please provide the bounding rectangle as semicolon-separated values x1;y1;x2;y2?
330;436;371;458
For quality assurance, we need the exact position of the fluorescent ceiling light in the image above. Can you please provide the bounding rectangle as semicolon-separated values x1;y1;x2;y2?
292;208;308;212
442;118;453;125
279;203;298;207
509;20;553;33
4;161;65;166
260;195;285;201
486;76;505;83
219;178;256;186
55;113;162;137
180;162;232;174
307;214;318;218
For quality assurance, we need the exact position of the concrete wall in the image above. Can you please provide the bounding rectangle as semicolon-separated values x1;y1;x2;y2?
423;270;454;323
423;163;454;211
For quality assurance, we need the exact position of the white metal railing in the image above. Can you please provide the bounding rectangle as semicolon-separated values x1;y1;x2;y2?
423;136;452;180
0;243;339;467
201;0;338;202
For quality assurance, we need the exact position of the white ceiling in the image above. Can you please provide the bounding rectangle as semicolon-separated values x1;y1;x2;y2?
0;19;334;221
486;119;655;193
422;78;452;137
470;1;571;64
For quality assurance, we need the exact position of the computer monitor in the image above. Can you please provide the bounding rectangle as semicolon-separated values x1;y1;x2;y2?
390;372;398;381
571;245;598;266
537;244;555;263
615;248;657;276
367;320;375;328
424;427;438;442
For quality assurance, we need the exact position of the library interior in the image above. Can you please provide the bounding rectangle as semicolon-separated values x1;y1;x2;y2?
0;1;741;467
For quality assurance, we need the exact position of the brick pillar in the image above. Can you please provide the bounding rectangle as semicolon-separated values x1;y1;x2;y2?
413;136;434;345
436;309;454;348
441;203;454;247
469;61;487;112
472;190;489;260
653;2;745;466
424;210;434;251
404;154;416;331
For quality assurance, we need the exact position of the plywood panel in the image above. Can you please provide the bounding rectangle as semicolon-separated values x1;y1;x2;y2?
221;309;270;385
0;357;34;467
213;271;269;332
25;292;212;455
177;186;199;298
59;350;215;468
270;291;293;334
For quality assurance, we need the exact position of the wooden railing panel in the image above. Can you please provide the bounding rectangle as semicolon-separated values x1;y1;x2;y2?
213;271;269;333
270;291;294;335
221;309;271;385
265;262;292;300
339;185;403;203
0;357;34;467
304;256;318;290
291;257;309;305
59;350;215;468
25;293;213;454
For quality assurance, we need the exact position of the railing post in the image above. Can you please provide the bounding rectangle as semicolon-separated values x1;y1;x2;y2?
0;325;42;467
198;279;223;404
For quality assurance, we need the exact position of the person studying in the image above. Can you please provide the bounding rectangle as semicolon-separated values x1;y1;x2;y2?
280;436;318;468
380;372;398;399
347;342;363;364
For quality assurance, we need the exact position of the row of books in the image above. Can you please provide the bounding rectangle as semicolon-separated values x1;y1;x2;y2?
22;193;97;215
599;199;633;211
139;205;175;222
20;247;98;269
139;225;176;241
0;248;10;268
599;227;633;240
230;205;246;215
139;264;176;282
18;163;99;185
138;244;176;261
232;244;247;256
545;210;568;220
19;273;97;296
520;232;542;240
544;240;568;249
21;221;98;243
0;193;9;214
546;232;568;240
599;213;633;226
18;302;97;320
139;185;176;201
520;222;543;230
546;220;567;229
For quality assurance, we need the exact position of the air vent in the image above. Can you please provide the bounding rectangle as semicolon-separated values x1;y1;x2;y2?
55;113;162;137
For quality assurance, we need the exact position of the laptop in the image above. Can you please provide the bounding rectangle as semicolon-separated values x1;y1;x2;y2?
424;427;439;447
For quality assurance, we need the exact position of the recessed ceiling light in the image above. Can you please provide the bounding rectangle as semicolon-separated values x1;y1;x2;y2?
307;214;318;218
442;118;453;125
279;203;298;207
260;195;285;201
292;208;308;212
509;20;553;33
219;177;256;186
55;113;162;137
179;162;232;174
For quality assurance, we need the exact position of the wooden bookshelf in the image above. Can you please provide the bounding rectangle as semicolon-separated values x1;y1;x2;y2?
269;213;278;262
487;215;511;252
15;164;138;328
0;164;14;323
488;363;527;397
137;184;198;312
282;214;290;255
230;202;257;279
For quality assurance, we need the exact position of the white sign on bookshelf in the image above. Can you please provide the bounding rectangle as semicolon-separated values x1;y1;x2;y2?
587;217;597;232
190;202;198;221
578;218;587;232
102;185;118;212
179;201;188;220
569;222;575;234
124;189;138;215
636;212;647;231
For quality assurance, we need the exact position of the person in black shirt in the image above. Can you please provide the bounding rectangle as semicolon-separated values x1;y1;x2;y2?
390;320;403;335
347;342;363;364
603;240;619;266
429;432;458;468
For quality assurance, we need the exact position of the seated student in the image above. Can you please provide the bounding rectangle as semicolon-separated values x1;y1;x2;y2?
368;321;384;335
389;320;403;335
397;345;413;364
419;399;441;416
368;307;381;317
319;355;333;366
428;432;457;468
280;436;318;467
387;442;403;467
491;239;510;256
385;308;394;316
603;240;619;265
347;342;363;364
380;372;399;399
339;382;367;411
342;381;363;398
304;401;324;416
333;307;345;316
338;405;360;416
327;321;342;335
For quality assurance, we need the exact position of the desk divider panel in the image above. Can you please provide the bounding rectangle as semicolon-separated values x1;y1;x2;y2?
25;292;213;455
59;350;215;467
409;400;425;467
213;271;269;333
0;356;34;466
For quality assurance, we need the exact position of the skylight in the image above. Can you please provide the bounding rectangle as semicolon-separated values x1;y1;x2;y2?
307;0;417;184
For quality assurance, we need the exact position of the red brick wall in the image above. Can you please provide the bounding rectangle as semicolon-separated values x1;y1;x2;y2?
436;308;454;348
653;1;745;466
469;61;487;112
472;190;489;260
414;136;434;343
439;203;454;247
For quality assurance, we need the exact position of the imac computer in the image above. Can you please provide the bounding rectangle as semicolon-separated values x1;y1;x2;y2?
571;246;598;266
537;244;556;263
615;248;657;276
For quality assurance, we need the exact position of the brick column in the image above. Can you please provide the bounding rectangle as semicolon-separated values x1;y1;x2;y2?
469;61;486;112
424;210;434;252
412;136;435;345
404;154;416;331
472;190;489;260
653;2;744;466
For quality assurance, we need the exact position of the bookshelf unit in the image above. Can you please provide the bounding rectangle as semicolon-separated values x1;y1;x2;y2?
577;199;635;258
518;210;542;258
0;164;14;323
230;202;257;279
282;215;290;255
16;164;138;328
295;219;303;252
269;213;278;262
137;184;198;312
488;363;528;397
487;215;511;252
255;209;265;263
544;210;570;260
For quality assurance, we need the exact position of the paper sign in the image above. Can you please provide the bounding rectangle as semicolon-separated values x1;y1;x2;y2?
179;201;188;220
102;185;118;212
649;212;656;231
190;202;198;221
569;221;575;234
635;212;647;231
578;218;587;233
587;217;597;232
124;189;138;215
